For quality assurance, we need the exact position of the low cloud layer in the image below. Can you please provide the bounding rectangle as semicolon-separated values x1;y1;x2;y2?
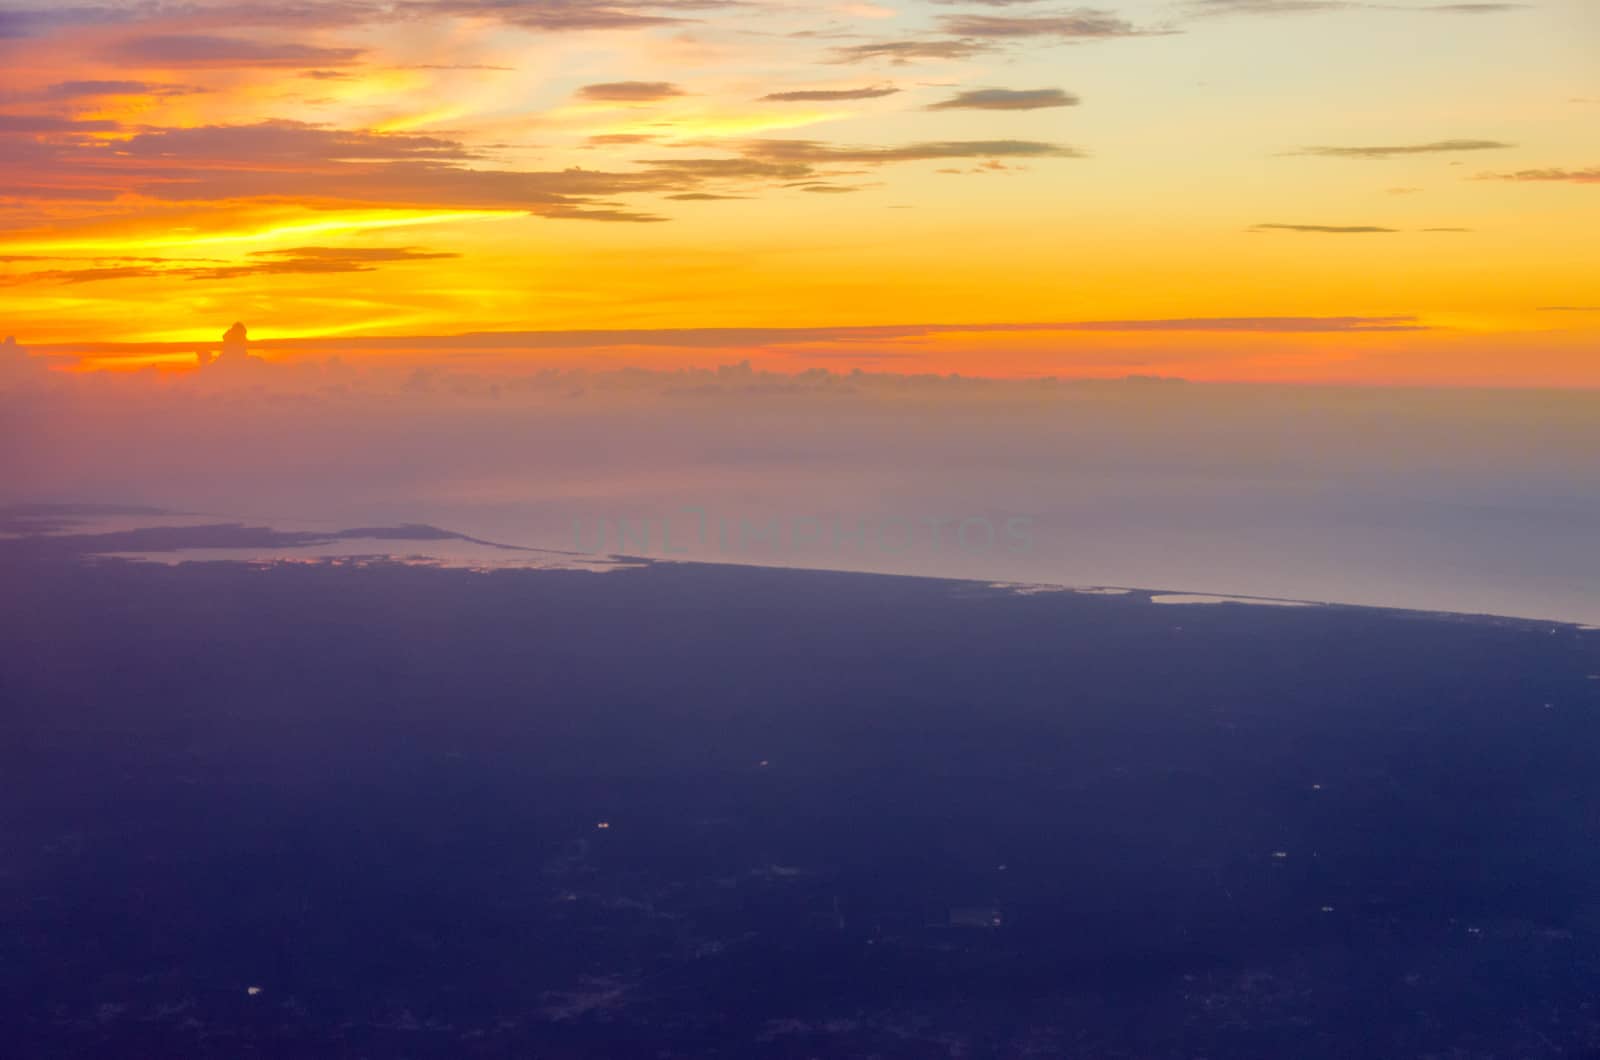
4;346;1598;626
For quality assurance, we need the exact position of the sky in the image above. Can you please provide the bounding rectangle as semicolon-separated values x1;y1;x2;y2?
3;0;1599;621
0;0;1596;383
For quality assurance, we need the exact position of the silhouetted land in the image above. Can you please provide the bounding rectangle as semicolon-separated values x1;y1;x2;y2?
3;541;1599;1057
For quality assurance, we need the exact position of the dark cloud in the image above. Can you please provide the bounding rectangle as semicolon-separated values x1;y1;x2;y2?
0;264;169;285
1254;222;1468;234
0;117;1086;224
0;246;462;285
632;140;1081;189
1048;315;1429;332
39;80;202;99
0;6;142;39
71;2;387;31
1537;306;1600;312
123;160;673;219
761;86;900;102
1477;167;1600;184
399;0;729;31
0;115;121;133
108;34;366;67
3;1;736;40
828;40;993;64
925;87;1079;111
116;120;473;161
0;118;668;217
638;156;816;181
936;11;1156;38
1252;224;1400;233
577;80;685;101
1294;139;1514;159
739;138;1085;164
0;183;121;201
536;204;668;221
118;2;385;31
196;246;461;278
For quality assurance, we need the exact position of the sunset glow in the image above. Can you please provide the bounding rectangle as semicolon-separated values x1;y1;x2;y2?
0;0;1595;382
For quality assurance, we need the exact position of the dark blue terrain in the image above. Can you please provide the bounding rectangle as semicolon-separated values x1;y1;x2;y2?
3;533;1599;1057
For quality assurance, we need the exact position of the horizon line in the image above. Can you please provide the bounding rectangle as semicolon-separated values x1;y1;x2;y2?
20;315;1436;354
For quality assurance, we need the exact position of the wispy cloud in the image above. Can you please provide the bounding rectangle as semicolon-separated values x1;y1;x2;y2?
1252;224;1400;233
398;0;731;31
828;40;993;63
33;80;204;100
577;81;686;102
937;10;1159;38
762;86;900;102
0;114;1091;233
587;132;658;145
738;138;1086;164
1477;167;1600;184
116;121;474;162
1045;315;1430;332
1292;139;1514;159
197;245;461;278
0;115;121;133
925;88;1080;111
0;119;672;219
0;246;460;285
107;34;366;67
0;5;144;38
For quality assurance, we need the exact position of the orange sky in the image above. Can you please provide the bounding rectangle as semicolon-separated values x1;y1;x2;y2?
0;0;1596;383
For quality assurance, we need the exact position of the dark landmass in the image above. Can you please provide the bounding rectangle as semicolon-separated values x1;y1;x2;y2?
0;517;550;560
0;503;176;536
2;545;1598;1058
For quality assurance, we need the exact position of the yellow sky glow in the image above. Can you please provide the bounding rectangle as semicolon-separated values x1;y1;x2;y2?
0;0;1594;382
